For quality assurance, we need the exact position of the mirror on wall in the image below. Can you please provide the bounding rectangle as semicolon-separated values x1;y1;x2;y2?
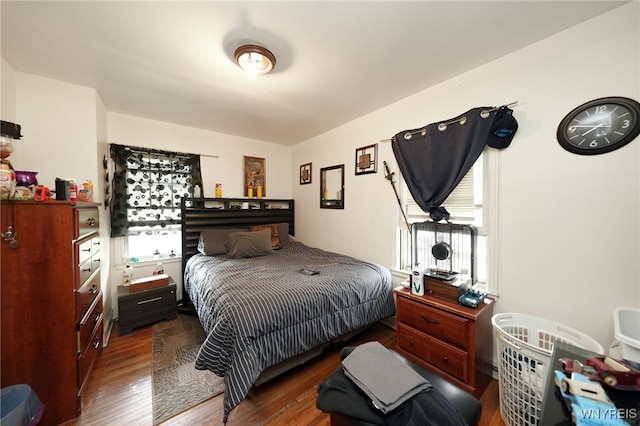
320;164;344;209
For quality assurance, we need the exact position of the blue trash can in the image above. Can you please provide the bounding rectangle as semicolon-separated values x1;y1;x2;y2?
0;384;45;426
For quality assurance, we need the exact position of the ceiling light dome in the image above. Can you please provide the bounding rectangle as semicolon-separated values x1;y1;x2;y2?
234;45;276;75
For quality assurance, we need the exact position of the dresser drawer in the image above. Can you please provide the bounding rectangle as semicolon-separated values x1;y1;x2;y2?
79;292;103;352
78;258;97;288
427;335;468;383
398;323;468;382
75;234;100;286
76;272;101;322
91;237;101;257
78;315;103;391
75;207;100;239
77;238;93;264
76;237;101;263
397;296;469;349
118;284;177;335
398;322;430;360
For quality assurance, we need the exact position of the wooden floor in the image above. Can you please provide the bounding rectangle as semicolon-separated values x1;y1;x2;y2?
62;317;506;426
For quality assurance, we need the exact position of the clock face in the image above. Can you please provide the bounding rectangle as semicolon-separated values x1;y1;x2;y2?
557;97;640;155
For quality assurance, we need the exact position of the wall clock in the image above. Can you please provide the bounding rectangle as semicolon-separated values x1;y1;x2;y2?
557;96;640;155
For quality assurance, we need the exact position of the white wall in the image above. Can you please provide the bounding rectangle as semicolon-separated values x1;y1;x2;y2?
1;57;17;121
12;74;99;186
292;3;640;350
107;113;292;199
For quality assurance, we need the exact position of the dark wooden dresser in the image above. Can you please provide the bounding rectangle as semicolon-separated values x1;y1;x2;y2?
394;287;494;398
1;201;103;426
117;281;177;335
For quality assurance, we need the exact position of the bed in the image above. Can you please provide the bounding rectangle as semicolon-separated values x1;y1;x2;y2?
180;198;396;422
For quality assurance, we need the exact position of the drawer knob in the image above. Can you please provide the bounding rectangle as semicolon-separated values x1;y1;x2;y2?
86;217;96;227
442;356;448;363
82;267;91;272
409;340;415;346
90;284;98;294
81;247;91;253
93;311;102;322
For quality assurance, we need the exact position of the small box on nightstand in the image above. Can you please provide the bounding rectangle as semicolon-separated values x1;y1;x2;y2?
129;273;170;292
118;277;177;335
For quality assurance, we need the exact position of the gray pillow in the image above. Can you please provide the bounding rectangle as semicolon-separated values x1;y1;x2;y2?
250;224;281;249
198;228;246;255
276;222;291;248
226;228;274;258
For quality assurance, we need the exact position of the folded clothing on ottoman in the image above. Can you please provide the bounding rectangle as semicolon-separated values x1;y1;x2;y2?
317;342;468;426
341;341;432;414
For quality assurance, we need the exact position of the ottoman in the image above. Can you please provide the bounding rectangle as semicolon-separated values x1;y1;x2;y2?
317;346;482;426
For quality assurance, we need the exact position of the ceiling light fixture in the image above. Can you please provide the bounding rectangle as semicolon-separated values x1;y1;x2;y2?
234;44;276;75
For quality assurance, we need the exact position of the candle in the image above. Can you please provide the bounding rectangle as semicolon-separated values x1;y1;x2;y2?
257;185;263;198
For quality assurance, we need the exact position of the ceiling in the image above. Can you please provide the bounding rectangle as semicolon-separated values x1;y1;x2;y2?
1;1;627;146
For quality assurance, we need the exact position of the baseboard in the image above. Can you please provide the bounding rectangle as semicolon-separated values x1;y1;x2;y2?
380;316;397;330
103;308;114;347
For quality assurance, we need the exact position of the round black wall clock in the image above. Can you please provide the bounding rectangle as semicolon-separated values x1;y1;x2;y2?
557;96;640;155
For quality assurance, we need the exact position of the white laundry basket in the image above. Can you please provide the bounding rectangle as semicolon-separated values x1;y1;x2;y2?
492;313;604;426
613;307;640;363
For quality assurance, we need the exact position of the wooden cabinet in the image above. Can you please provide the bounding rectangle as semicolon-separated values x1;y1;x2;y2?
1;201;102;426
117;282;177;335
394;287;494;398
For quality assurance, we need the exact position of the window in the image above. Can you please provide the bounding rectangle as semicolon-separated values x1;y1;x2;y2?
109;144;202;260
397;151;495;291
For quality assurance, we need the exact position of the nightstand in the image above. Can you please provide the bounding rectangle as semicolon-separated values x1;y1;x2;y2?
394;287;495;398
117;279;177;335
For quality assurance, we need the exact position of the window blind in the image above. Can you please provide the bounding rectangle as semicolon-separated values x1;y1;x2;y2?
406;167;475;222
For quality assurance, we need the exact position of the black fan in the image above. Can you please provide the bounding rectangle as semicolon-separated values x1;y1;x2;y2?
412;222;476;283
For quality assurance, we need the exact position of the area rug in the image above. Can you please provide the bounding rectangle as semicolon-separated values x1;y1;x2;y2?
152;315;224;424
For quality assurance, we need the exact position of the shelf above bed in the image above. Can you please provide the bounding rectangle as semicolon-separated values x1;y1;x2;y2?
184;197;292;210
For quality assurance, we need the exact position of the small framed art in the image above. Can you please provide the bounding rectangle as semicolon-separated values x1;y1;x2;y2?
300;162;312;184
355;143;377;175
243;156;266;196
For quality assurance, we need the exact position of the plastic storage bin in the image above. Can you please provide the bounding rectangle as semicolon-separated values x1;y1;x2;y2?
492;313;604;426
613;307;640;363
0;384;45;426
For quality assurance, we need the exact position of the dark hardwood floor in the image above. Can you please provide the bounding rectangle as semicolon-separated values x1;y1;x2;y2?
63;317;505;426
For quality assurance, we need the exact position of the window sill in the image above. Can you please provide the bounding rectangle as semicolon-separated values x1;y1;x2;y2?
391;269;411;280
118;255;182;269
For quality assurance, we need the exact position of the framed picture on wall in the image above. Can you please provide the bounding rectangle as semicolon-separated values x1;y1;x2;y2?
355;143;377;175
300;162;312;184
243;156;266;196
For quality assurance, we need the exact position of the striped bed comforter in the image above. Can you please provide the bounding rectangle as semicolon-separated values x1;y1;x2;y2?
184;242;396;422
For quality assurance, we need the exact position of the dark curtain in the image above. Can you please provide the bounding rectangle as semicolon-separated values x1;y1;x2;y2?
109;144;203;237
392;107;497;222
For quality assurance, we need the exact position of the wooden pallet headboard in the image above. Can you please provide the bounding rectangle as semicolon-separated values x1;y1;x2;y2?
180;197;295;305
